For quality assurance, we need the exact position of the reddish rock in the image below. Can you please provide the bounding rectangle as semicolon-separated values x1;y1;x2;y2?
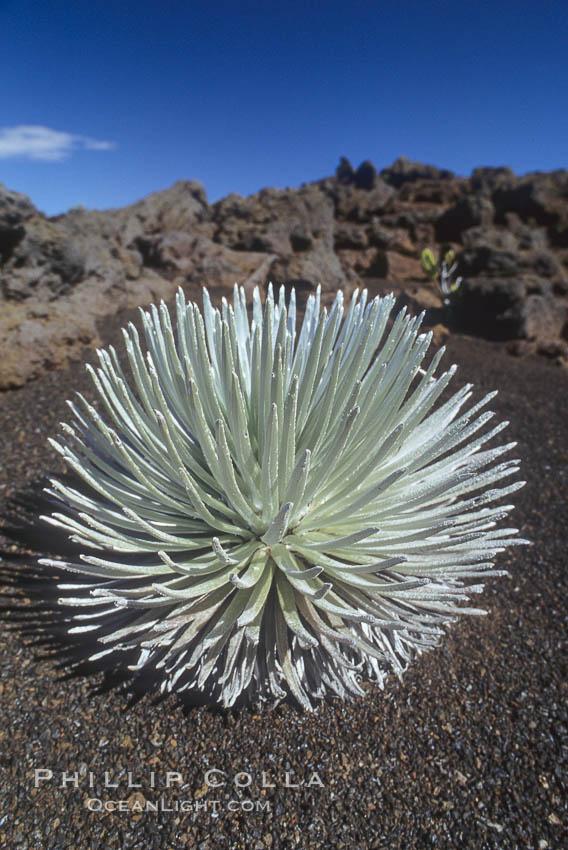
371;250;423;281
334;225;369;250
337;247;380;277
1;157;567;388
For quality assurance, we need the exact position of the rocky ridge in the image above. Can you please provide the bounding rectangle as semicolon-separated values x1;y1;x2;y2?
1;155;567;388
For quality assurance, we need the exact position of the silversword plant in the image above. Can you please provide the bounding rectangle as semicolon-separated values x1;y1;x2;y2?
42;285;526;710
421;247;463;305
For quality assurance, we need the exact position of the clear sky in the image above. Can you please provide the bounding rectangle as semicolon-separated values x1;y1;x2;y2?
1;0;566;216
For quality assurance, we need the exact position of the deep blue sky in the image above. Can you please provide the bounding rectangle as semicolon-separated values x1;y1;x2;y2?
1;0;566;215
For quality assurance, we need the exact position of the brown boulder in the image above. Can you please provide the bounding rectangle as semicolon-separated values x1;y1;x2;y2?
493;172;568;246
461;226;519;252
0;269;177;388
435;196;495;243
335;156;355;184
369;250;423;281
470;166;515;193
0;183;39;265
212;185;335;255
457;246;520;277
504;213;548;250
332;181;395;222
353;160;378;190
334;225;369;250
380;156;454;188
267;243;355;298
0;182;38;228
455;276;566;341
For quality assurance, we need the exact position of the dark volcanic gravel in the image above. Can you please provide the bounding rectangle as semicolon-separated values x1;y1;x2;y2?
0;298;566;850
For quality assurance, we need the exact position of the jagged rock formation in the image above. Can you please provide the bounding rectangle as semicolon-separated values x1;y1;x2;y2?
1;155;567;388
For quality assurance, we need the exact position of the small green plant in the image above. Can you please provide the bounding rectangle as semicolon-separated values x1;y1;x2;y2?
421;248;463;305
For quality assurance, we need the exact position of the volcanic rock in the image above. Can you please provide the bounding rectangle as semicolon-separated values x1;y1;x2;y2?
435;196;495;243
380;155;454;188
335;156;356;184
1;157;568;388
455;276;566;342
